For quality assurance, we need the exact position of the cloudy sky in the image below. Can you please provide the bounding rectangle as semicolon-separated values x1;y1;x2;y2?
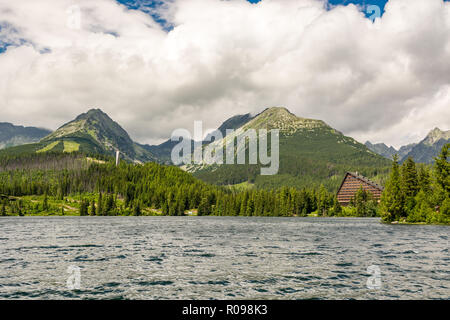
0;0;449;148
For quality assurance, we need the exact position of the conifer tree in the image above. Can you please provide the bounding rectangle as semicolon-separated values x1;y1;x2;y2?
162;200;169;215
79;200;89;216
353;186;372;217
331;196;342;216
409;190;432;222
434;143;449;196
97;193;103;216
401;157;419;198
133;201;141;216
105;194;115;215
89;200;96;216
198;197;211;216
317;185;329;216
417;166;432;194
441;198;450;218
245;197;254;216
43;192;49;211
17;202;23;216
380;155;405;222
239;192;248;216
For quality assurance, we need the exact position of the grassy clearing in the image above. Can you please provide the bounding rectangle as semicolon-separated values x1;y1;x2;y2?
63;141;80;153
227;181;255;191
36;141;60;153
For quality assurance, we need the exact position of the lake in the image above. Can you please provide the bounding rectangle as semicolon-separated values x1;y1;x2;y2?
0;217;448;299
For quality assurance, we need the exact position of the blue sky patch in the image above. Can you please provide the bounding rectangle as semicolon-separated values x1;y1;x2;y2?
115;0;450;29
115;0;390;30
0;0;449;53
117;0;173;30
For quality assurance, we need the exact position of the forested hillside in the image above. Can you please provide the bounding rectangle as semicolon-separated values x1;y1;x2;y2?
0;152;345;217
191;108;391;191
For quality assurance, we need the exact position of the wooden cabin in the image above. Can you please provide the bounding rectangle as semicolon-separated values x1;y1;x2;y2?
336;172;384;206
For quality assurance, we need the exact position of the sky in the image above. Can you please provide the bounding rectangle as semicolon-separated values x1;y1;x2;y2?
0;0;449;148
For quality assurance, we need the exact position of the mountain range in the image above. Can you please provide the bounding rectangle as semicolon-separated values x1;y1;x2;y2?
365;128;450;164
1;107;447;190
0;123;51;150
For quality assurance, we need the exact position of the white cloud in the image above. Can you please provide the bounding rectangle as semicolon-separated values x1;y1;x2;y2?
0;0;449;148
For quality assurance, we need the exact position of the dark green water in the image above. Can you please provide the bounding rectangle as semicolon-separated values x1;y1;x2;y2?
0;216;448;299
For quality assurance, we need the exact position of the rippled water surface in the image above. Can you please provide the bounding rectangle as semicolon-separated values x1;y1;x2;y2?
0;217;449;299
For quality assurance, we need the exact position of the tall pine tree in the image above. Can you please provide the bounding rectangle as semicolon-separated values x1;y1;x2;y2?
434;143;449;197
380;155;406;222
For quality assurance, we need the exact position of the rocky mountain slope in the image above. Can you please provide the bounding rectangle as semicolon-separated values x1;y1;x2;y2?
366;128;449;164
401;128;450;164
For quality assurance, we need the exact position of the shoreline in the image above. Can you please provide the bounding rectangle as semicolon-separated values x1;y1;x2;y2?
1;214;448;225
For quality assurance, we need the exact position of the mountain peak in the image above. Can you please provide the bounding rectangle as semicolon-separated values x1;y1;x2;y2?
39;108;155;162
243;106;328;133
261;106;293;115
397;127;450;163
365;141;397;159
256;107;300;121
423;127;450;146
75;108;108;120
86;108;105;115
46;108;126;141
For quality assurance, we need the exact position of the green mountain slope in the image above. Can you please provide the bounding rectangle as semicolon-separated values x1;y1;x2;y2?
0;109;156;162
0;122;51;149
187;107;391;191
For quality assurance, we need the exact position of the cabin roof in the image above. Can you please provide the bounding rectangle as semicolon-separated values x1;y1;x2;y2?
337;172;384;196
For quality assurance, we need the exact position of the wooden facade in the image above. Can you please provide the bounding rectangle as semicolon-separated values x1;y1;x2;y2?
336;172;384;206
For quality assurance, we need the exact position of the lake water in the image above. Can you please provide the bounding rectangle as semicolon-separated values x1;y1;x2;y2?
0;216;448;300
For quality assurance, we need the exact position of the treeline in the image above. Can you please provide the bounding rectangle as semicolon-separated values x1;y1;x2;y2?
194;160;389;193
0;151;111;172
197;185;342;217
75;185;341;217
0;153;345;217
0;152;86;172
380;144;449;224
